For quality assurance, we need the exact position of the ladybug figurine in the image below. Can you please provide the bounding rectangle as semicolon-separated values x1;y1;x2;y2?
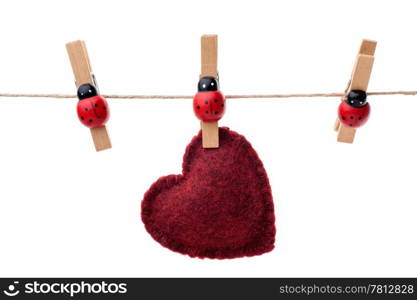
76;83;109;128
193;77;225;122
338;90;370;128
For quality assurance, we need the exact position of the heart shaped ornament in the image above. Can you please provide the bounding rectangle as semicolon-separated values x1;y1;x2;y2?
142;127;276;259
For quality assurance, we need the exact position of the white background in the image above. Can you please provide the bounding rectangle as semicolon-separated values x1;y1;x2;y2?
0;0;416;277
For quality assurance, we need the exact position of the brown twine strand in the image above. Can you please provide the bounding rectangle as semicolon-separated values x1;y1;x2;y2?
0;91;416;99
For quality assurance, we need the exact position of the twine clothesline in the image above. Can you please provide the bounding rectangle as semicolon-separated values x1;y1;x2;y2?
0;90;416;100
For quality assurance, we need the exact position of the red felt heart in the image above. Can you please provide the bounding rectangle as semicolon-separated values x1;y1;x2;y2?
141;127;276;259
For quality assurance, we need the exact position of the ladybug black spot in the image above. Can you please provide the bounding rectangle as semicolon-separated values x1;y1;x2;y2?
205;111;209;114
221;104;224;107
196;106;200;110
81;116;84;120
214;99;218;103
95;103;98;107
349;124;353;127
359;116;362;120
342;116;346;121
215;111;218;115
205;101;209;105
103;106;107;110
89;119;93;123
350;116;354;120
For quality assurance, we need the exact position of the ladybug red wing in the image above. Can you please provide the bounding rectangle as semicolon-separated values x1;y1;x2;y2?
77;95;110;128
338;101;370;128
193;91;225;122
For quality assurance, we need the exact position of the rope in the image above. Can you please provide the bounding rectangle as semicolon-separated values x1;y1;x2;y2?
0;90;416;100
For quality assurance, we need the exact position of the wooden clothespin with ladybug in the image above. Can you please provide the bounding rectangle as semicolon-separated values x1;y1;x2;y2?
193;34;226;148
66;40;112;152
334;39;377;143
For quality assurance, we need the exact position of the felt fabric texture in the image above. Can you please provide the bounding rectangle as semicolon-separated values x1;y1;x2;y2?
141;127;275;259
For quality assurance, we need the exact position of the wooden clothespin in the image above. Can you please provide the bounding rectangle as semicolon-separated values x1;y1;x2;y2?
66;40;112;151
200;35;220;148
334;39;377;143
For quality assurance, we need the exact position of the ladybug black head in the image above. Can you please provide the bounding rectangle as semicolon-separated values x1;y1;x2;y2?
345;90;367;108
198;77;219;92
77;83;98;100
